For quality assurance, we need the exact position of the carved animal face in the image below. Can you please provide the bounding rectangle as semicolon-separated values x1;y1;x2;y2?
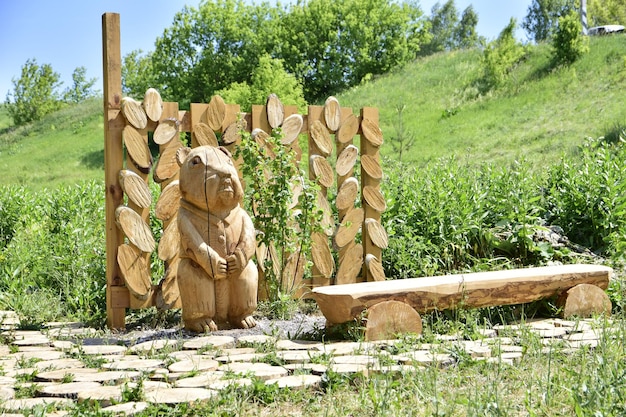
178;146;243;213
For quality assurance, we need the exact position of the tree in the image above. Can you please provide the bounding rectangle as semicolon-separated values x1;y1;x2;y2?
522;0;576;43
481;18;526;90
122;50;158;98
588;0;626;26
454;5;482;49
63;67;97;103
421;0;459;55
552;10;588;65
4;59;62;126
217;55;306;112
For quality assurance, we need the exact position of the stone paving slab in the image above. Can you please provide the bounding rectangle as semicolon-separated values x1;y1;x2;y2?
0;314;620;414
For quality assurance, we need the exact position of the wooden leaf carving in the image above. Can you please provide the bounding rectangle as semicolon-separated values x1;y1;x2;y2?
154;145;182;183
155;180;181;222
119;170;152;209
361;118;384;147
336;177;359;211
117;243;152;300
361;154;383;180
336;114;359;144
266;93;284;129
335;207;364;248
123;125;152;170
193;123;219;147
143;88;163;122
363;186;386;213
158;219;180;262
121;97;147;129
115;206;155;253
311;155;334;188
324;96;342;132
336;243;363;285
311;232;334;279
336;145;359;177
206;95;226;131
309;120;333;157
153;118;179;145
222;118;247;145
365;218;389;249
365;254;386;282
280;114;304;145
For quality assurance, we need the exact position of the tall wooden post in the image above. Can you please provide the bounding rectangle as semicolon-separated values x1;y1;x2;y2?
102;13;126;329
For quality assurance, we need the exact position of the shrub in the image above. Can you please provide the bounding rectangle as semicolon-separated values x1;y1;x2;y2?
552;10;589;65
480;18;527;91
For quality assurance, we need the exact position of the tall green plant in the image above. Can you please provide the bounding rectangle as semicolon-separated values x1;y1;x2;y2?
235;127;320;309
480;18;526;91
552;10;589;66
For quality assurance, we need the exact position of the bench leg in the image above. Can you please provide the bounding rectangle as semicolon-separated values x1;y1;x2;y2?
556;283;612;319
364;300;423;341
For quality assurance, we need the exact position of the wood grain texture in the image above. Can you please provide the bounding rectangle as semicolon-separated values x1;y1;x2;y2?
155;180;180;222
117;243;152;301
266;94;284;129
363;186;386;213
336;145;359;177
311;232;335;279
361;118;383;147
158;219;180;262
153;118;178;145
336;114;359;144
143;88;163;122
280;114;304;145
365;218;388;249
323;96;342;132
309;120;333;157
119;170;151;208
206;95;226;131
365;254;386;282
311;155;334;188
336;177;359;211
334;207;364;248
364;300;422;341
313;264;613;324
335;243;363;285
193;123;219;148
361;154;383;180
121;97;147;129
115;206;155;253
122;125;151;170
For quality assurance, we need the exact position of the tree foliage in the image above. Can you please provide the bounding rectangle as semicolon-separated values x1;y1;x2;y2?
131;0;429;105
454;5;482;49
63;67;97;103
587;0;626;26
421;0;459;54
216;55;306;113
522;0;576;43
4;59;63;126
481;19;527;90
552;10;589;65
122;50;158;98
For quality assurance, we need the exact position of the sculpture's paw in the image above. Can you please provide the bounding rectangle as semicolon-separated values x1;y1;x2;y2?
186;318;218;333
237;315;257;329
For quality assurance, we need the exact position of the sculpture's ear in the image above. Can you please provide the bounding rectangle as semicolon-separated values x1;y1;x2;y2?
218;146;233;159
176;147;192;167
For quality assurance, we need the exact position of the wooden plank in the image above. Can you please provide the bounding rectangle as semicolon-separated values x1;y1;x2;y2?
312;264;613;325
102;12;126;330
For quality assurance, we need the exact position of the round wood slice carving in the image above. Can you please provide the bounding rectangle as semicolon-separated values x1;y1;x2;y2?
222;119;247;145
556;283;612;319
311;155;334;188
123;125;152;170
158;219;180;262
317;191;335;236
252;129;275;158
311;232;334;279
119;170;152;209
365;218;389;249
266;94;284;129
121;97;147;129
364;301;422;341
115;206;156;253
281;114;304;145
361;118;384;147
336;243;363;285
361;154;383;180
282;252;305;292
309;120;333;157
193;123;219;147
117;243;152;301
153;118;179;145
336;177;359;211
154;145;182;183
324;96;342;132
155;180;181;222
335;207;364;248
363;186;386;212
336;145;359;177
143;88;163;122
157;259;180;309
336;113;359;144
365;254;386;282
206;95;226;131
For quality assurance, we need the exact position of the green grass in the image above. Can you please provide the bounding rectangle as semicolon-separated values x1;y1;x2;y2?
0;98;104;189
339;35;626;168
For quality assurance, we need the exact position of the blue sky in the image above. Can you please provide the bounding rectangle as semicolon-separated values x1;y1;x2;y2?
0;1;532;100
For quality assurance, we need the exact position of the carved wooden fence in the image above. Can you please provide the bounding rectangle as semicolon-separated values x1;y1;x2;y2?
103;13;388;329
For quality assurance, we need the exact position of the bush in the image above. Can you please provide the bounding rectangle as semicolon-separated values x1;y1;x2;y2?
552;10;589;65
480;18;527;91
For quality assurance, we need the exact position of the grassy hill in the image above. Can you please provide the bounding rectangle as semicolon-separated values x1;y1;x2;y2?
1;35;625;189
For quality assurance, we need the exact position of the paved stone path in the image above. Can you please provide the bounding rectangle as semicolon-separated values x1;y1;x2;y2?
0;310;618;415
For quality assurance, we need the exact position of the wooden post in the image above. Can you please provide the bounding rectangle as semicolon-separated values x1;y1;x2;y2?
102;13;126;329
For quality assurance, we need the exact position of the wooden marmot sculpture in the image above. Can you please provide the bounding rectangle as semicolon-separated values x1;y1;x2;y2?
176;146;258;332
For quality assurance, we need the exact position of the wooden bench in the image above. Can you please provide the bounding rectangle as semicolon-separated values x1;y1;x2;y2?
312;264;613;340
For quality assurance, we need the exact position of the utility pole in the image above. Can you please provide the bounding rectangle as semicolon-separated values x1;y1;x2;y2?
581;0;588;35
